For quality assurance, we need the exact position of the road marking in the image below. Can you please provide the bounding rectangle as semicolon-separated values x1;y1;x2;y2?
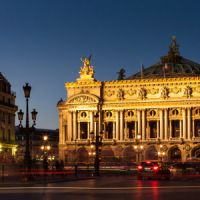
1;186;200;190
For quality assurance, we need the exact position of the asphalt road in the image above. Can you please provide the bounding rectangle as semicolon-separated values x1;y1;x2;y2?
0;176;200;200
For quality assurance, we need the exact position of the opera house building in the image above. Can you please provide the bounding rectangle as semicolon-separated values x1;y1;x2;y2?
58;38;200;165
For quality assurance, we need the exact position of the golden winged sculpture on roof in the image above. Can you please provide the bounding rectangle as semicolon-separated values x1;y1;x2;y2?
79;54;94;79
80;54;92;67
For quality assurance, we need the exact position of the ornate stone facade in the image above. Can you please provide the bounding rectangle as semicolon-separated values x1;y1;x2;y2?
58;39;200;165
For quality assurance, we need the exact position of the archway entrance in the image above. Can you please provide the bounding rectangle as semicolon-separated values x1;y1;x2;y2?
169;146;182;161
191;146;200;158
145;145;158;161
123;146;136;163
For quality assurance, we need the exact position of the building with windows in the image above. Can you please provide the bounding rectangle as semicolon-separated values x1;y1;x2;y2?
0;72;17;163
58;37;200;165
15;127;59;162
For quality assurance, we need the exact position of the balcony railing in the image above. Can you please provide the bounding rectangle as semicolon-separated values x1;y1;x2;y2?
0;100;17;109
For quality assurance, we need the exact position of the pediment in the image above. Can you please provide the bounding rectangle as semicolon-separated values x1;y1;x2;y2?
67;94;99;104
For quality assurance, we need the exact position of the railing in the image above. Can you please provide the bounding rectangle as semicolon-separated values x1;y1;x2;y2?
0;100;17;108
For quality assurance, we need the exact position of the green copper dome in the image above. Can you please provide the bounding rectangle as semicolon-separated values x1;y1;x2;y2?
128;37;200;79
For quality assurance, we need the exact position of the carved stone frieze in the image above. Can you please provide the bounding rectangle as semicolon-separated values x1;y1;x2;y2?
148;88;159;95
105;90;115;97
127;88;137;96
194;86;200;93
170;87;181;94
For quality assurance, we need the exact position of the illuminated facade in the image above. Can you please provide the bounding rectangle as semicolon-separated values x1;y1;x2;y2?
58;38;200;164
0;72;17;162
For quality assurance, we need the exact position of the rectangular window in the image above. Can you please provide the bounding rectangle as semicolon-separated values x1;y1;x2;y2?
80;122;88;139
149;121;157;138
172;120;180;138
127;121;135;139
195;120;200;137
105;122;113;139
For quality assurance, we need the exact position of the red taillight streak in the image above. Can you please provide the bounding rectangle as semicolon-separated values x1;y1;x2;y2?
146;161;151;164
137;165;143;170
153;165;159;171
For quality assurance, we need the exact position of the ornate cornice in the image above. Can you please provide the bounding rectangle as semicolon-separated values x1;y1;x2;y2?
103;76;200;86
66;80;101;88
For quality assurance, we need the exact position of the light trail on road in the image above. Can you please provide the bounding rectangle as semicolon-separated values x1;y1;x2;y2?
1;185;200;191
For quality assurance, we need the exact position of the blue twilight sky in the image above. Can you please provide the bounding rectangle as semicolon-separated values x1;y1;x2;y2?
1;0;200;129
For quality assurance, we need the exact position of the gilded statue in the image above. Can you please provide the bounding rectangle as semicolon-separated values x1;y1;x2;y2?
79;54;94;78
80;55;92;67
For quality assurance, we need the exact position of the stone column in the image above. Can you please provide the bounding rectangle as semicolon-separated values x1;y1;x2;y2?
115;111;119;140
120;110;124;141
160;109;164;140
147;121;149;139
182;109;187;139
187;108;191;140
142;110;146;140
169;120;172;138
164;109;168;140
125;121;127;140
73;111;77;141
180;120;182;138
157;120;160;139
113;122;116;139
137;110;141;135
59;113;64;144
78;122;80;140
90;111;94;133
192;119;195;138
67;111;72;141
135;121;137;139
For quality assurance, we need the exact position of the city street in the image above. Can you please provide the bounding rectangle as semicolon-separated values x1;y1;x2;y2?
0;176;200;200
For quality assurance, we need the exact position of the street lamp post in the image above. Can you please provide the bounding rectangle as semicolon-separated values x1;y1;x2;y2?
134;135;144;163
88;143;96;174
157;144;166;162
41;135;51;158
18;83;38;179
41;135;51;172
90;112;103;176
74;139;78;176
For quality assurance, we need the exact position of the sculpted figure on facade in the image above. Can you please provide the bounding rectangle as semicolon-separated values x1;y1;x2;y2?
161;86;169;99
117;89;124;100
138;87;147;100
184;86;192;98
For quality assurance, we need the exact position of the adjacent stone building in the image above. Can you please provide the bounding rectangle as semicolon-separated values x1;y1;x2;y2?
0;72;17;162
58;38;200;165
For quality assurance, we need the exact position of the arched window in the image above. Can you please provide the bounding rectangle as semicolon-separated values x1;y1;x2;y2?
150;110;156;116
172;109;179;116
106;111;112;118
81;112;87;118
195;109;200;115
127;111;134;117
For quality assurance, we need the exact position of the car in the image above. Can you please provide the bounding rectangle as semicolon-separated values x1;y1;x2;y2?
137;161;171;180
169;162;200;176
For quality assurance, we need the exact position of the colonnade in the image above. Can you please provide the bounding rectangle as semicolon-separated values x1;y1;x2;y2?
59;108;197;144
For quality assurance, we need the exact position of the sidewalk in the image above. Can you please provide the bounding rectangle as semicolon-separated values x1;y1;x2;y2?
0;174;93;187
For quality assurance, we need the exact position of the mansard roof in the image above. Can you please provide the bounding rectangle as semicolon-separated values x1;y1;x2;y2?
0;72;10;85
